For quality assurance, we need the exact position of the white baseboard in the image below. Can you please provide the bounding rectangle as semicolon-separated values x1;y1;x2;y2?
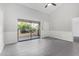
49;31;73;42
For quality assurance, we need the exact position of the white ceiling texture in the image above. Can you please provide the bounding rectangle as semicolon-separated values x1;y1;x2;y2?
20;3;62;15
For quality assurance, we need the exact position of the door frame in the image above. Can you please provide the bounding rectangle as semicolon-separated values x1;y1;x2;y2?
17;19;41;42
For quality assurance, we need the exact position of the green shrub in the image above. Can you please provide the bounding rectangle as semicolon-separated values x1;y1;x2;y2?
17;21;36;33
18;22;27;31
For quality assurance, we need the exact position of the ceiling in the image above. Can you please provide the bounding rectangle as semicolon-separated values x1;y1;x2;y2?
20;3;62;15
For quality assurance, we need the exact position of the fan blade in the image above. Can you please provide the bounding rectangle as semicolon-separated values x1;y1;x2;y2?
45;5;48;8
51;3;56;6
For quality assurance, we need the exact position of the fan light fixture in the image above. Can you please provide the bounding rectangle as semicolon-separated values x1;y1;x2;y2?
45;3;56;8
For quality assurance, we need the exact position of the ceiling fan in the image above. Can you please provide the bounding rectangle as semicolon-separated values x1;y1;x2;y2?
45;3;56;8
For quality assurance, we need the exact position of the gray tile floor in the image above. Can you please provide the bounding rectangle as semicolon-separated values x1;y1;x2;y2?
1;38;79;56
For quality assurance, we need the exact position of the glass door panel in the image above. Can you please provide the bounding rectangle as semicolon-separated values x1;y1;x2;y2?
17;20;40;42
31;23;40;39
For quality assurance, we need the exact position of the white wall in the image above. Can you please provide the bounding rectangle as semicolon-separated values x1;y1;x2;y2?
3;3;79;44
49;3;79;42
3;4;50;44
72;17;79;37
0;5;4;53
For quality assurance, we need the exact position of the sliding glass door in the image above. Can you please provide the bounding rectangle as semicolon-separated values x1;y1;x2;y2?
31;22;40;39
17;20;40;42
